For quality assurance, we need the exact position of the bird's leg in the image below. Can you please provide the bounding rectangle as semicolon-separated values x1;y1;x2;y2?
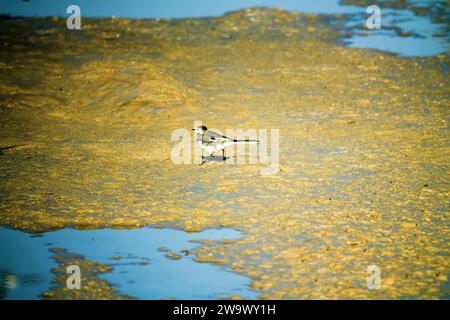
200;153;206;165
222;149;225;161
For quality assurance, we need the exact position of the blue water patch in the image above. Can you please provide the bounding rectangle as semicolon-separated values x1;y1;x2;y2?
0;0;360;18
0;226;258;300
344;7;448;57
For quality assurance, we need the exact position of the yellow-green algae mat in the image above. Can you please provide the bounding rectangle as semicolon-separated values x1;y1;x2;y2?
0;8;448;299
42;248;131;300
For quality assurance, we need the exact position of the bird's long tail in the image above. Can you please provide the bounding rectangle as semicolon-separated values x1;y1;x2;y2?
233;139;259;144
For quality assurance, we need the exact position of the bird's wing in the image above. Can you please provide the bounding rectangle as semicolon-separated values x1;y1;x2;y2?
204;130;233;142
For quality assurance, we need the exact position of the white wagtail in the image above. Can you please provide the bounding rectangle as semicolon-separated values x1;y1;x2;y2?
192;125;259;164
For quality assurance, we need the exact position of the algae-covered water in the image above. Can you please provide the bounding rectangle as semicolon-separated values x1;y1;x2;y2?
0;2;449;299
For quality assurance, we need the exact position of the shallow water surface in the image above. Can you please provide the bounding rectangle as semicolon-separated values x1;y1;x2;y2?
0;226;257;300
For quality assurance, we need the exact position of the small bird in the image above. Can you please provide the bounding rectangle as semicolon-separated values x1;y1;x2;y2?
192;125;259;164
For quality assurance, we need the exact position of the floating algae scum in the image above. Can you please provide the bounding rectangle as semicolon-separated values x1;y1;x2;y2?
0;3;449;299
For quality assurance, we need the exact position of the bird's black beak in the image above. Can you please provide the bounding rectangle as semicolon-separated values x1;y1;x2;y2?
191;128;194;130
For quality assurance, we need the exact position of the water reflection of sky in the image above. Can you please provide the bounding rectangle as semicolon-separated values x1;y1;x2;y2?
344;8;448;56
0;227;257;300
1;0;361;17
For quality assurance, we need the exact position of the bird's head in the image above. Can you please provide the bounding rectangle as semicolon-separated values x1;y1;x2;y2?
192;125;208;134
